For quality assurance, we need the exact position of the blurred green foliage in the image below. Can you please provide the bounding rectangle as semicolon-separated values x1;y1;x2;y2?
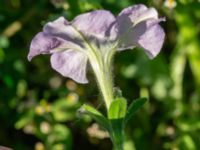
0;0;200;150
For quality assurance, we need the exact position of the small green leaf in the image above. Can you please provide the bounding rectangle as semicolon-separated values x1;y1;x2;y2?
79;104;110;131
124;98;147;124
108;97;127;120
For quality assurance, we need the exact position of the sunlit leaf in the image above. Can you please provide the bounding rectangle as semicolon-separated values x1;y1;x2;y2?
79;104;110;131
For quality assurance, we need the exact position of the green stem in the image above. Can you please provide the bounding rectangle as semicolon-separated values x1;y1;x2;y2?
89;53;114;110
90;55;125;150
110;128;124;150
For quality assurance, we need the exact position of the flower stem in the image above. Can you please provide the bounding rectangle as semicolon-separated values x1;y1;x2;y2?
71;25;115;109
89;56;126;150
89;53;114;110
110;128;124;150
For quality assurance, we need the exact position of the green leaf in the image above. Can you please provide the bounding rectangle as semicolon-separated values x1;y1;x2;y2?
79;104;110;131
124;98;147;124
108;97;127;120
107;97;127;149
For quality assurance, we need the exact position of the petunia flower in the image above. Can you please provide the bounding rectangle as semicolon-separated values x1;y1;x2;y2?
28;4;165;108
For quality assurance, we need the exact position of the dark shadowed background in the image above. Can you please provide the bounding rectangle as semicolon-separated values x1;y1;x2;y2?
0;0;200;149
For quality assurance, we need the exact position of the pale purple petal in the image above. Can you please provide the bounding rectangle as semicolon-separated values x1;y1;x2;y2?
43;17;69;34
50;50;88;84
135;19;165;58
116;4;159;45
28;32;61;61
115;4;165;58
0;146;12;150
28;32;83;61
117;18;165;58
28;17;86;61
72;10;116;38
118;4;158;26
43;17;85;47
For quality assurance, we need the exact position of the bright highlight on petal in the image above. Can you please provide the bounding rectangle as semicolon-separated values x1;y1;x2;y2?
117;5;158;26
72;10;116;38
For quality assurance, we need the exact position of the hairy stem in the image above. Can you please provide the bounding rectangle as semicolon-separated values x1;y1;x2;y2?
88;51;114;110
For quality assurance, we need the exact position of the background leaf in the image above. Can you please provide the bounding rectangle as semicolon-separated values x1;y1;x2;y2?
124;98;147;125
